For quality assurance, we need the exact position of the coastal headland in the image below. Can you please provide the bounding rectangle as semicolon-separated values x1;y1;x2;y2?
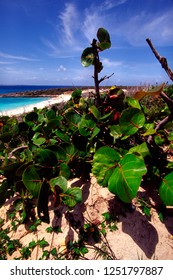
0;86;96;98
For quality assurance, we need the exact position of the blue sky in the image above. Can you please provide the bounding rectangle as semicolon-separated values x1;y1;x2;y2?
0;0;173;86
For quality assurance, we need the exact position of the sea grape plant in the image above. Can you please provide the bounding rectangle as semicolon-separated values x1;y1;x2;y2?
81;27;112;106
0;28;173;228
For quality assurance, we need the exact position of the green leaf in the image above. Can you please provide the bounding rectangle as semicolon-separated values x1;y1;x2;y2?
128;142;151;158
108;154;147;203
37;180;50;223
78;118;96;136
60;143;77;163
119;108;145;135
0;180;9;207
90;126;100;140
45;118;60;130
80;246;89;255
125;96;141;109
154;134;165;145
92;146;121;186
142;123;156;136
63;187;82;208
109;125;122;139
34;149;57;167
99;111;113;121
89;105;101;119
25;111;38;122
71;89;82;99
37;238;49;249
4;162;22;185
22;165;42;197
168;131;173;141
49;176;67;193
81;47;94;67
47;145;67;161
59;163;71;179
46;109;56;120
97;28;111;50
159;172;173;206
64;111;81;131
33;137;46;146
0;132;13;143
55;130;70;143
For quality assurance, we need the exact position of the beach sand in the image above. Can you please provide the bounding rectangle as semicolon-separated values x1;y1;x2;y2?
0;89;96;117
0;93;72;117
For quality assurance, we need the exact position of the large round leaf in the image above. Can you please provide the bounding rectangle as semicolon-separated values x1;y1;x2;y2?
119;108;145;136
62;187;82;208
108;154;147;203
60;143;77;163
159;172;173;206
22;165;42;197
81;47;94;67
34;149;57;167
78;118;96;136
97;28;111;50
92;146;121;186
64;110;81;132
25;111;38;122
49;176;67;193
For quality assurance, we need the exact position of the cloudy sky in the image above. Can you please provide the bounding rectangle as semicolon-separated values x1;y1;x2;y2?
0;0;173;86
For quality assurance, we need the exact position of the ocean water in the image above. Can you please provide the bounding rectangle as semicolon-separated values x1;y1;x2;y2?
0;85;69;95
0;97;50;112
0;85;73;113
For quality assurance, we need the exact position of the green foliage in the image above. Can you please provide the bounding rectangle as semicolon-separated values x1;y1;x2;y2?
81;27;112;105
81;28;111;68
159;172;173;206
0;28;173;255
92;147;147;203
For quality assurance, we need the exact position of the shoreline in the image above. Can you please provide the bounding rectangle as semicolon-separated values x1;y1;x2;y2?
0;94;72;117
0;89;96;117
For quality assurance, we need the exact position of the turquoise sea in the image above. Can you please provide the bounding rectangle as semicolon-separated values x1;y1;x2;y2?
0;85;72;112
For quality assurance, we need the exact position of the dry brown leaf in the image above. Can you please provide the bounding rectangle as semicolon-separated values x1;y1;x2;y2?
134;83;165;100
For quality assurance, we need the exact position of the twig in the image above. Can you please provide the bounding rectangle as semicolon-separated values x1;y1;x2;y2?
99;73;114;84
160;91;173;112
8;145;28;158
147;114;173;144
146;38;173;82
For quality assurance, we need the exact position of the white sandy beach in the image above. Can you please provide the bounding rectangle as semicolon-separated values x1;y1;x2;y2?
0;93;72;117
0;89;99;117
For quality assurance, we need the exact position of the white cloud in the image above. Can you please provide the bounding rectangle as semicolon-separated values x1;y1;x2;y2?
57;65;67;72
82;11;103;43
101;0;128;10
0;61;15;65
102;58;123;67
119;10;173;46
59;3;79;46
0;51;38;61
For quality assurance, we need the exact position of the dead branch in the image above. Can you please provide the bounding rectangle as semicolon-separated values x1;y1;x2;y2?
146;38;173;82
98;73;114;84
8;145;28;159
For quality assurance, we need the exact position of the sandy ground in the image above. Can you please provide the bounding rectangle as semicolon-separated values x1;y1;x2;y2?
0;88;173;260
1;176;173;260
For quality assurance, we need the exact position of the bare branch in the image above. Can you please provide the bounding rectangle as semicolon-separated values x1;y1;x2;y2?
98;73;114;84
146;38;173;82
